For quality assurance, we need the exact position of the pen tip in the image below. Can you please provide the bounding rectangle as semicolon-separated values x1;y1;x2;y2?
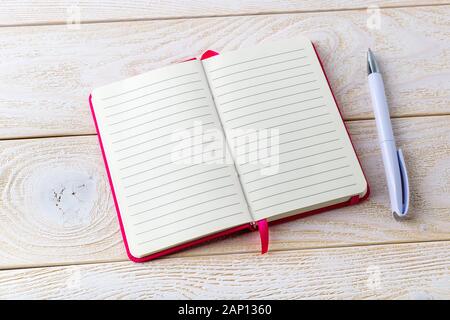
367;48;379;75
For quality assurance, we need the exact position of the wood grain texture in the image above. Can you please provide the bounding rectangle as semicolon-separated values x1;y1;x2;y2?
1;0;449;26
0;241;449;299
0;6;449;139
1;116;450;269
0;135;123;268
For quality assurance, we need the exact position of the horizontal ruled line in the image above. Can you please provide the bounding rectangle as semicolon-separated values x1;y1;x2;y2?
134;202;241;228
220;81;317;106
230;106;327;130
241;147;344;176
216;73;314;98
248;164;350;193
214;67;313;90
239;138;340;165
131;183;234;213
233;121;333;148
110;105;209;135
222;88;320;114
225;96;323;123
252;174;353;202
121;148;220;180
231;113;329;134
208;48;305;73
255;184;357;212
125;163;201;189
101;72;198;100
211;58;309;81
109;96;208;126
104;79;201;109
131;193;238;218
137;212;243;245
119;139;222;171
106;89;204;118
236;129;336;157
126;166;228;198
128;175;231;207
124;159;227;189
231;119;331;141
114;121;214;153
111;113;212;145
118;130;212;162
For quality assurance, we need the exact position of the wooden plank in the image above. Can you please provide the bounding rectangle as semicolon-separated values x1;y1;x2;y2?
0;6;449;139
1;116;450;269
1;1;448;26
0;241;449;299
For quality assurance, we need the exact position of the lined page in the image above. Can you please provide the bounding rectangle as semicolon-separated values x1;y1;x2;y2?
203;37;367;221
91;60;250;258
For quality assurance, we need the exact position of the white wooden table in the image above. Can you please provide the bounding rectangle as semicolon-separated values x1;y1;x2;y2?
0;1;449;299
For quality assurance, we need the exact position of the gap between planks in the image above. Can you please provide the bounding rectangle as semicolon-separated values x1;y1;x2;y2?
0;113;448;142
1;2;449;28
2;238;450;272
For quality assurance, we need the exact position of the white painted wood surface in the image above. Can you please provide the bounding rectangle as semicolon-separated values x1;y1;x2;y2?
0;6;449;139
1;116;449;269
0;241;448;299
0;1;449;299
1;0;449;26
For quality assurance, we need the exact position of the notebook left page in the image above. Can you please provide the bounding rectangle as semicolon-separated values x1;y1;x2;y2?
90;60;251;258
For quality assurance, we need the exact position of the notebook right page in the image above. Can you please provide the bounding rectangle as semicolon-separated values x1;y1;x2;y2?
202;37;367;221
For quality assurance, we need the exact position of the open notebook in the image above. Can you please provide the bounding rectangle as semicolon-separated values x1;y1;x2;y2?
89;36;369;262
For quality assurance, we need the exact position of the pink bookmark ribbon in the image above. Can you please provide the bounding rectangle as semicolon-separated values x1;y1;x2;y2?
257;219;269;254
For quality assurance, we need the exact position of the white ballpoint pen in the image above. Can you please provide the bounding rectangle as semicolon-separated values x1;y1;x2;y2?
367;49;409;218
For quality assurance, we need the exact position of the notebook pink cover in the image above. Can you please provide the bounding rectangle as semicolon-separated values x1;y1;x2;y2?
88;44;369;262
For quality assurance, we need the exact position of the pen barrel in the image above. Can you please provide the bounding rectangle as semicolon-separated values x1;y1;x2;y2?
380;140;403;214
368;73;395;143
369;72;403;213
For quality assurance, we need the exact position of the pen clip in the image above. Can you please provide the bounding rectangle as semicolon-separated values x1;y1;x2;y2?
393;148;409;219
